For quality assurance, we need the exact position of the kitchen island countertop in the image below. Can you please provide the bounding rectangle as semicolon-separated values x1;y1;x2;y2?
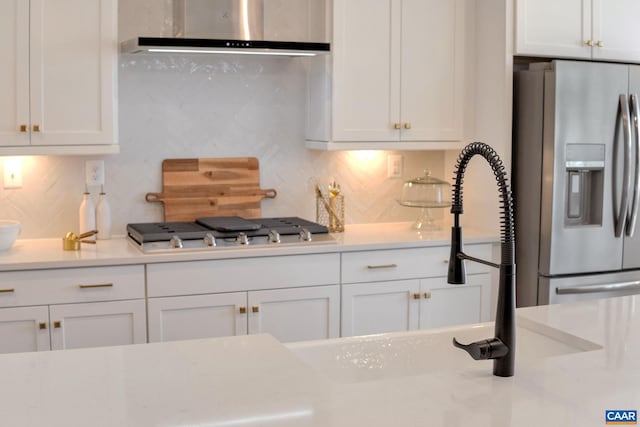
0;295;637;426
0;222;498;271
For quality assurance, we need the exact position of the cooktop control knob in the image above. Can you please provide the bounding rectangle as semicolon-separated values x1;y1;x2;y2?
299;228;312;242
204;233;216;247
269;230;281;243
236;232;250;245
170;235;183;249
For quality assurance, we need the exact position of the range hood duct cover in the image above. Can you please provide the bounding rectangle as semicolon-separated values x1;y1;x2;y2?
121;0;330;56
174;0;265;40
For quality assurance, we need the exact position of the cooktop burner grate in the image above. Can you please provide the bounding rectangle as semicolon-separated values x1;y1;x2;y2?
127;216;329;244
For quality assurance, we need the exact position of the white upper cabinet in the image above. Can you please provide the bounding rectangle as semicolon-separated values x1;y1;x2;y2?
0;0;118;155
515;0;640;63
306;0;465;150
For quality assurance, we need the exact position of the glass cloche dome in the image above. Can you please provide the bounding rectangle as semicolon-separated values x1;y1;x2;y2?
398;171;451;230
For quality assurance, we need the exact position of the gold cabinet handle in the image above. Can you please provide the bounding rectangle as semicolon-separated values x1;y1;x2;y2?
19;125;27;132
79;283;113;289
424;292;432;299
239;306;247;314
366;264;398;269
413;293;421;300
585;40;593;46
403;122;412;129
39;322;47;330
597;40;604;47
252;305;259;313
0;288;15;294
32;124;40;132
393;123;401;129
53;321;61;328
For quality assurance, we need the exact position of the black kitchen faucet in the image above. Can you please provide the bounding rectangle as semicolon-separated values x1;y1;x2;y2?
447;142;516;377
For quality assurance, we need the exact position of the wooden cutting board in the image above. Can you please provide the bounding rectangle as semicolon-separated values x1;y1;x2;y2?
145;158;277;221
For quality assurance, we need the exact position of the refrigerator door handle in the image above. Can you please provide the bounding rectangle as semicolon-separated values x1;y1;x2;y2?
615;94;632;238
626;93;640;237
556;280;640;295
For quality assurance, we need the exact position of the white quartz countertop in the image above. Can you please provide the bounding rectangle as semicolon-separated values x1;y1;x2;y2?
0;222;498;271
0;296;638;426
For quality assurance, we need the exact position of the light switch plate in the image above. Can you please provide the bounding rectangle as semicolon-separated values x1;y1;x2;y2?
387;155;403;178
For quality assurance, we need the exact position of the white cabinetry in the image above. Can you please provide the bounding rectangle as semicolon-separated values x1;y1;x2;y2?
515;0;640;63
147;254;341;344
0;0;118;155
306;0;465;150
0;266;145;354
340;245;492;337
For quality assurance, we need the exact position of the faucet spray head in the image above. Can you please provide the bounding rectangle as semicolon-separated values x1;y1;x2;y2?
447;221;466;284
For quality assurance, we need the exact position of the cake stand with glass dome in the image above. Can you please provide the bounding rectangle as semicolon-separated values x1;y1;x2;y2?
397;171;451;230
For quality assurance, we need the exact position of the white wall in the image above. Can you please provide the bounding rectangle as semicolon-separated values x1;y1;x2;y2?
0;0;446;239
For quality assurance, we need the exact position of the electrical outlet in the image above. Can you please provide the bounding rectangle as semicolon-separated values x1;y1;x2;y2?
387;155;403;178
3;157;22;189
85;160;104;186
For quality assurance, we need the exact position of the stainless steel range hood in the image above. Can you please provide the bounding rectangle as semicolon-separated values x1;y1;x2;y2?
121;0;330;57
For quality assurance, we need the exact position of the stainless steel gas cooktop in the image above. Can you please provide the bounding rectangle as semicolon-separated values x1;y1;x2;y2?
127;216;336;253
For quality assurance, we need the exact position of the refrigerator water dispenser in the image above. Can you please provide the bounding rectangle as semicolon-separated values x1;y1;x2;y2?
565;144;605;226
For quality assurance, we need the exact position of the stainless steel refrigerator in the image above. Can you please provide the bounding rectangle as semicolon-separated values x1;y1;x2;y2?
514;60;640;306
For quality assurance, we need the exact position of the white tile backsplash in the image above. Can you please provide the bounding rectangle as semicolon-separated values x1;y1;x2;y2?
0;1;447;239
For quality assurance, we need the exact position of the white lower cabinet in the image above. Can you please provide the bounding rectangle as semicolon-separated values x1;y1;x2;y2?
342;279;420;336
148;293;248;343
49;300;146;350
248;286;340;342
419;274;491;329
340;245;493;337
146;254;341;344
341;274;490;337
148;286;340;344
0;305;50;353
0;265;146;354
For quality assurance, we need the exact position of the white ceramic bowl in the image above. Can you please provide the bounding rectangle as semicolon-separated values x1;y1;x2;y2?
0;220;20;251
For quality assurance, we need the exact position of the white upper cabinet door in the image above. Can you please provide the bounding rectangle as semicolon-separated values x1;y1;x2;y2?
515;0;591;59
400;0;464;142
248;286;340;343
592;0;640;62
0;0;29;147
30;0;117;146
332;0;400;142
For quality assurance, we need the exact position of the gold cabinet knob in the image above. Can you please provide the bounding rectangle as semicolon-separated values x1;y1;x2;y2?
239;306;247;314
39;322;47;330
403;122;412;129
393;123;401;130
585;40;594;46
413;293;421;300
252;305;260;313
597;40;604;47
19;125;27;132
53;321;61;328
424;292;432;299
33;124;40;132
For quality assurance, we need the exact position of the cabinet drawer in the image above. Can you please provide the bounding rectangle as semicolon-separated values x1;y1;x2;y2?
147;253;341;297
0;265;145;308
341;244;492;283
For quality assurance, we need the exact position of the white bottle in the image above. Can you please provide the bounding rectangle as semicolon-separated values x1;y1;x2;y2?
79;188;96;234
96;186;112;240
